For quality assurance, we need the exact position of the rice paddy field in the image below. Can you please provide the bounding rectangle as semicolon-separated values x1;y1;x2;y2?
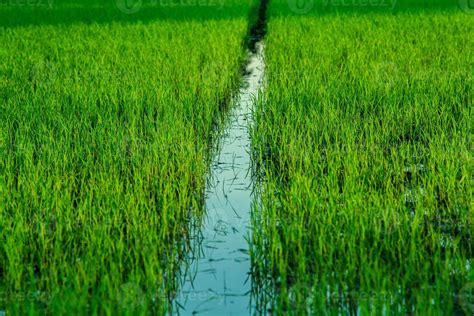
0;1;255;314
251;1;473;314
0;0;473;315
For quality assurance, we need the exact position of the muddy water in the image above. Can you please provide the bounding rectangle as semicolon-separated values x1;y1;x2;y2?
175;42;265;315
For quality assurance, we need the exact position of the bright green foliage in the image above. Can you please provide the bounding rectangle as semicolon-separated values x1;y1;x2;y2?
1;0;473;315
0;2;252;314
252;7;473;315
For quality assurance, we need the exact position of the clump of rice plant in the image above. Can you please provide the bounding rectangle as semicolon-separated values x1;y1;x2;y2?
0;2;254;314
251;4;473;314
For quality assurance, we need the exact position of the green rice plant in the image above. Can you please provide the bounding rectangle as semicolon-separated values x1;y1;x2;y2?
0;0;255;28
251;4;473;315
0;2;255;314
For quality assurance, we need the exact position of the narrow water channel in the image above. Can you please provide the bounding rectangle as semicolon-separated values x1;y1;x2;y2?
175;42;265;315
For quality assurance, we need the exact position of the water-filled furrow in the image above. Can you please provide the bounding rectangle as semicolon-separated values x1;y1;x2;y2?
174;41;265;315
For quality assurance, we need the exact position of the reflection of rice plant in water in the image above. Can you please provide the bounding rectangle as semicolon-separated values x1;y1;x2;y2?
176;42;265;315
175;1;267;311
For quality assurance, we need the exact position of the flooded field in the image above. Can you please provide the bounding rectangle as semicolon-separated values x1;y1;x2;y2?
175;42;265;315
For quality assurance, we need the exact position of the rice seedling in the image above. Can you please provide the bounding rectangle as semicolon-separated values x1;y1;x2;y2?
1;0;472;314
251;2;473;314
0;1;256;314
